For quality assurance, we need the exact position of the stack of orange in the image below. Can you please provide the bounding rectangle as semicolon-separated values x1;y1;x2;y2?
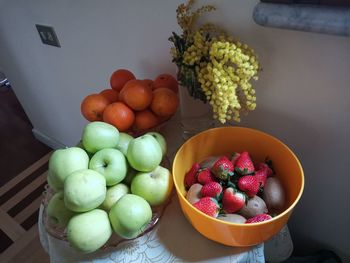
80;69;179;135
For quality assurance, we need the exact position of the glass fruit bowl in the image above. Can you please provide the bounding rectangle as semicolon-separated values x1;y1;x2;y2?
125;116;172;137
41;157;172;250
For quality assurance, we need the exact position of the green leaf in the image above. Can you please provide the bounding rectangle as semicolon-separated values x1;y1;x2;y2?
258;186;264;196
227;181;236;189
218;209;225;215
217;191;224;202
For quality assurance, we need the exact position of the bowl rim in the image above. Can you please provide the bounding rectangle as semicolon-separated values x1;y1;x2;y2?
172;126;305;226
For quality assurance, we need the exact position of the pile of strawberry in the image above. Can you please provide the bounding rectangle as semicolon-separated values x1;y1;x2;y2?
184;151;276;224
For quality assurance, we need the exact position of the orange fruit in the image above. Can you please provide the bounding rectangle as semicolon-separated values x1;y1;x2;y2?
103;102;135;132
119;80;153;111
141;79;154;90
132;110;159;132
118;79;136;102
81;93;110;121
153;73;179;93
110;69;135;91
150;88;179;117
157;115;171;124
100;89;119;103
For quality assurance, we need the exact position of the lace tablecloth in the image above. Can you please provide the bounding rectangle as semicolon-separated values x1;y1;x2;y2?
39;118;293;262
38;194;293;263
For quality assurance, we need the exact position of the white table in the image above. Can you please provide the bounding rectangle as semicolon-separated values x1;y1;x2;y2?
38;116;293;262
39;199;292;263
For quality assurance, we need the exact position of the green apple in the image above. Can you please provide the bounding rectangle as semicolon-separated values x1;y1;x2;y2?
101;183;130;211
109;194;152;239
48;147;89;190
131;166;173;206
122;167;138;186
76;140;93;158
47;191;76;227
67;209;112;253
116;132;133;155
47;171;59;192
64;169;106;212
82;121;119;154
146;132;167;157
89;148;128;186
126;134;162;172
76;140;84;149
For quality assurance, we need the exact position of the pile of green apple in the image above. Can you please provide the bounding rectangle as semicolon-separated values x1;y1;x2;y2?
46;121;173;253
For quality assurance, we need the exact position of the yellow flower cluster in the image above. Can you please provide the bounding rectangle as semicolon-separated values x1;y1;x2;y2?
183;31;207;65
182;32;259;123
170;0;260;124
176;0;215;35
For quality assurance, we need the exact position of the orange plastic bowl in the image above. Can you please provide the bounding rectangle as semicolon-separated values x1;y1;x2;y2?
172;126;304;247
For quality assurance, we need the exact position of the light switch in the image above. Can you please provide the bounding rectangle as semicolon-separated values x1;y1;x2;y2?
35;24;61;47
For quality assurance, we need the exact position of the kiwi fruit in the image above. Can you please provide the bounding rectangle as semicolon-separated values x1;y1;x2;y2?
262;177;285;214
186;183;203;204
199;156;220;169
218;214;246;224
239;195;268;218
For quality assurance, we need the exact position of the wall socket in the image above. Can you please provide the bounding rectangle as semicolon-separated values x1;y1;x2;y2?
35;24;61;47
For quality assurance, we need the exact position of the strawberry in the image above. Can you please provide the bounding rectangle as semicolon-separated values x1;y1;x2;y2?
184;163;200;189
200;182;223;199
235;151;255;175
230;152;241;166
237;175;260;197
197;168;216;185
254;168;268;187
211;156;234;181
255;162;273;177
222;187;246;213
193;197;220;217
245;213;272;223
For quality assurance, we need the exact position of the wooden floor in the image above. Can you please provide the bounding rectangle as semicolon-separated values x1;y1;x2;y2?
0;87;52;187
0;153;51;262
0;87;51;262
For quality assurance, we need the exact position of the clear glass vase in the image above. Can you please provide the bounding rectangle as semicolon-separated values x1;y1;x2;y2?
178;86;215;140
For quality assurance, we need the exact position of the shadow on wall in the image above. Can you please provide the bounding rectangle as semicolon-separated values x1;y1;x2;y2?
138;58;176;80
238;105;324;167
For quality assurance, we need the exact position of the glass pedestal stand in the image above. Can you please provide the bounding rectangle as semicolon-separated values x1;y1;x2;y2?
178;86;215;140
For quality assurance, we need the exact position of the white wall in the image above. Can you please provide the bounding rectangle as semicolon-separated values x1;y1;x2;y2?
0;0;349;260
